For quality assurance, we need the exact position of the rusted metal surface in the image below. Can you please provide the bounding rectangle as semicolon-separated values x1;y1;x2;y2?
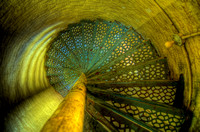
41;74;86;132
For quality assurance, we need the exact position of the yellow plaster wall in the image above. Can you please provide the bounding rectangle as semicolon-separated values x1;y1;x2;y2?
5;88;63;132
185;36;200;131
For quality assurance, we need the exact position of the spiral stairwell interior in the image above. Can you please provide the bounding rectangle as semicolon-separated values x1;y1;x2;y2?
45;20;186;131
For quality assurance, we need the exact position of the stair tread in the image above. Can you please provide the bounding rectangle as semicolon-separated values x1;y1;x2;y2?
52;77;80;97
86;40;159;78
86;98;118;132
68;23;86;71
86;23;130;73
59;29;83;68
87;92;185;132
86;24;159;75
87;93;157;132
88;57;169;82
83;110;113;132
87;86;178;106
46;40;80;69
48;74;78;86
87;80;178;105
87;20;115;71
87;80;178;86
47;69;81;97
80;20;96;72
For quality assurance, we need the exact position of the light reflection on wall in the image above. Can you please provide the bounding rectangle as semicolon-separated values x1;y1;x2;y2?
5;88;63;132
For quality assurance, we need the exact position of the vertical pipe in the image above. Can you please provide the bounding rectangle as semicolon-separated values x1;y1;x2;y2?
41;74;87;132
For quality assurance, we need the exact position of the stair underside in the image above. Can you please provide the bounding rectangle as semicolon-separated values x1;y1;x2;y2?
87;93;185;132
45;19;186;131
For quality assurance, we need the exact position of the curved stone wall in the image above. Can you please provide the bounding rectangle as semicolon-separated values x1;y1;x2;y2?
0;0;199;131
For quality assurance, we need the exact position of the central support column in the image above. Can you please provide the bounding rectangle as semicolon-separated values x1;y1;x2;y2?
41;74;87;132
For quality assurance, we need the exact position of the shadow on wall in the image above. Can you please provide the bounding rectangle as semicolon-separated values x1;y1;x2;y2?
0;21;65;131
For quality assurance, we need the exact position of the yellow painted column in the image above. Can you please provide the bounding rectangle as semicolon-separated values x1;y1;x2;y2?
41;74;87;132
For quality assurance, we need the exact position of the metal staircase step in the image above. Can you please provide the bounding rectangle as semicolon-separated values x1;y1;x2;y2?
87;93;157;132
46;43;80;70
83;111;114;132
87;26;132;74
87;80;177;86
87;80;178;105
80;20;96;72
86;24;159;76
86;40;159;78
52;76;80;97
87;89;185;131
86;21;117;72
88;57;169;82
85;98;118;132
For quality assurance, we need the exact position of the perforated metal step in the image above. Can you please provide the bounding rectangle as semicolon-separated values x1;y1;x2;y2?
87;80;178;105
88;58;169;82
87;92;185;132
87;93;157;132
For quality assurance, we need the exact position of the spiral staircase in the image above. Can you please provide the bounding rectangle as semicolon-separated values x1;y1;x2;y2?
45;20;186;132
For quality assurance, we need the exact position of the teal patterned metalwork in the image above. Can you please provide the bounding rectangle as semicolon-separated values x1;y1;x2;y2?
45;19;186;131
88;58;169;82
86;40;159;78
87;89;185;131
88;80;178;105
83;111;112;132
87;93;158;132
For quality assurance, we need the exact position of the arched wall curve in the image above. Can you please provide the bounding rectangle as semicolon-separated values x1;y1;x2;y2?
0;0;199;131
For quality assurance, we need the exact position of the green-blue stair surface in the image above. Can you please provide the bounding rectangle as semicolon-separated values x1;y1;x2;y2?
45;19;186;131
